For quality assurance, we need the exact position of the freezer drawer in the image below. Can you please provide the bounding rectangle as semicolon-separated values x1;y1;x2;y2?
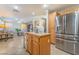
56;38;77;54
75;42;79;55
64;40;77;54
56;38;65;50
63;34;77;41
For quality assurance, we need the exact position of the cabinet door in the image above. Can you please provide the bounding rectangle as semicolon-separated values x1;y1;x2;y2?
32;41;39;55
27;35;32;54
40;36;50;55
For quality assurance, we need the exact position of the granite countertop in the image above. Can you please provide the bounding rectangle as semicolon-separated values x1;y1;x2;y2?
26;32;50;37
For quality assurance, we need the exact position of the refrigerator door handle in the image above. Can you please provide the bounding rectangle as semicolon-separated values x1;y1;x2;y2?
64;15;66;33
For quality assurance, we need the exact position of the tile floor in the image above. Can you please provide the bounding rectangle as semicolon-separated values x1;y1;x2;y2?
0;36;70;55
0;36;29;55
51;45;70;55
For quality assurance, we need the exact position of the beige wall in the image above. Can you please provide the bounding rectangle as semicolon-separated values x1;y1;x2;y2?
0;6;14;17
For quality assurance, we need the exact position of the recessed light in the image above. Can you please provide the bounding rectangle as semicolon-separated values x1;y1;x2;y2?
13;5;19;10
13;5;20;12
32;12;35;16
43;4;48;9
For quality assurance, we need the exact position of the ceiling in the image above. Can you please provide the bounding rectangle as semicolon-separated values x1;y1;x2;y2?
0;4;78;23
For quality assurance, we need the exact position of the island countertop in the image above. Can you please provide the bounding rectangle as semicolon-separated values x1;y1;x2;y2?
26;32;50;37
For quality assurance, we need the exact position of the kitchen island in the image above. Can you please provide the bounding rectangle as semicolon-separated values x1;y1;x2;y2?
25;32;50;55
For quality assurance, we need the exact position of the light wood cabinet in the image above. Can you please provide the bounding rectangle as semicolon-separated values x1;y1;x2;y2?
32;41;39;55
26;34;33;54
25;32;50;55
48;12;57;44
39;36;50;54
58;6;79;15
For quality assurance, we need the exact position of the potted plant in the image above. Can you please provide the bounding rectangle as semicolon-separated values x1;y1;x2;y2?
15;28;21;36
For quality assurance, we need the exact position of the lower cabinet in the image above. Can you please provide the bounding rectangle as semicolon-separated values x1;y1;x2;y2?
39;36;50;55
32;41;39;55
26;32;50;55
26;34;33;54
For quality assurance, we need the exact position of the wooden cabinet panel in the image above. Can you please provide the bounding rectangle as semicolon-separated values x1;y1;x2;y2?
48;12;57;44
51;28;56;43
27;34;32;54
32;41;39;55
50;34;56;44
40;36;50;55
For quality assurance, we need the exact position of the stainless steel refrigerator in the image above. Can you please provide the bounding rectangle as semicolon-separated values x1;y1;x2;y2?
55;15;64;34
56;11;79;54
55;15;65;50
